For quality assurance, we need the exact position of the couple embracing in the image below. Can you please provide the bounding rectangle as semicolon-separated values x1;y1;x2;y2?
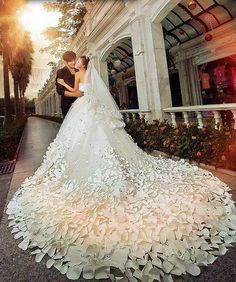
56;51;89;117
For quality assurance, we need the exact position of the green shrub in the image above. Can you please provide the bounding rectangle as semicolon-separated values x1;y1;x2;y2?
0;117;27;161
124;116;236;171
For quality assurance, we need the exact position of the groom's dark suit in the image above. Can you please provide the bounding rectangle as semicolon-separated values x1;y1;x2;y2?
56;66;79;117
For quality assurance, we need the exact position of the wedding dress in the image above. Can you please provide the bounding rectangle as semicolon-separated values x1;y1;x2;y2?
6;60;236;282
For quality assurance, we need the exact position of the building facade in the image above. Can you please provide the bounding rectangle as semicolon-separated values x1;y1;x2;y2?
35;0;236;128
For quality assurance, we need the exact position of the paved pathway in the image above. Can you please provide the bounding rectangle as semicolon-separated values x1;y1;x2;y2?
0;116;236;282
0;117;71;282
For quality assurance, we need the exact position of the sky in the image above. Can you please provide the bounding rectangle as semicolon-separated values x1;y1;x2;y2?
0;0;61;99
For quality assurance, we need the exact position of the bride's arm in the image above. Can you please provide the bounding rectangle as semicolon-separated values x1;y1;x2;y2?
64;90;83;97
64;90;79;97
57;72;80;92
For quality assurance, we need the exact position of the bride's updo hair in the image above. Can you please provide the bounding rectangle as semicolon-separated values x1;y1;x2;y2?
80;56;90;69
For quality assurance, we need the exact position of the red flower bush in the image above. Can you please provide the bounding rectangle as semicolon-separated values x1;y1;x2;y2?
124;116;236;171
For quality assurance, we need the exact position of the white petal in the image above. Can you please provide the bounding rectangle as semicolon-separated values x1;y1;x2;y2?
219;245;227;255
46;259;55;268
185;263;201;276
163;261;174;273
66;265;83;280
35;252;45;263
60;264;68;275
18;238;30;250
82;265;94;279
152;258;162;268
94;266;110;279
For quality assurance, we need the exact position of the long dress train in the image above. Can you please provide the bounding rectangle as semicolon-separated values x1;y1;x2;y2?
6;62;236;281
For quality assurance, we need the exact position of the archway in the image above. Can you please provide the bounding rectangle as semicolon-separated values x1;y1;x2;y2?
102;37;139;110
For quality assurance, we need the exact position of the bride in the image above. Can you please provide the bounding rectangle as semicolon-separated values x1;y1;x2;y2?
6;56;236;281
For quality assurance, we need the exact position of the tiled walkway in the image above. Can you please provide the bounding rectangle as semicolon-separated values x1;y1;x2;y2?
0;116;236;282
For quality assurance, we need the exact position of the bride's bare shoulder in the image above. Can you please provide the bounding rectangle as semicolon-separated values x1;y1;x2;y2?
74;71;81;82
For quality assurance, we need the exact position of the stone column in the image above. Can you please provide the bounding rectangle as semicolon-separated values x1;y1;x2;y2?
53;94;56;116
55;93;61;116
46;100;49;115
50;95;54;116
188;59;202;105
130;16;150;112
130;16;172;120
177;58;192;106
149;21;172;119
176;57;202;106
48;97;51;116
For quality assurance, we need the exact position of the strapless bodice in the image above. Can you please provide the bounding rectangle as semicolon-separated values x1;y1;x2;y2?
79;83;85;92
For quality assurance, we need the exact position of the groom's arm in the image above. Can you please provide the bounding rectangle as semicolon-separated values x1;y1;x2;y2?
56;69;65;96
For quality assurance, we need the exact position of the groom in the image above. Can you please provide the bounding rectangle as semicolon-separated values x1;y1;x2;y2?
56;51;83;117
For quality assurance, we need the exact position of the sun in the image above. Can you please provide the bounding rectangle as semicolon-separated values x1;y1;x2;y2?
17;2;60;42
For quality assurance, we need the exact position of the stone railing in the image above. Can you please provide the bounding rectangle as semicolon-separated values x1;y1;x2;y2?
163;103;236;129
120;110;152;122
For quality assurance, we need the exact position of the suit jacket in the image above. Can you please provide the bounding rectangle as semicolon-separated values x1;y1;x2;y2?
56;66;79;109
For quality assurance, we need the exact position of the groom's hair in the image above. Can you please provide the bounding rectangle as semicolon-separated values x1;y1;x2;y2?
62;51;76;62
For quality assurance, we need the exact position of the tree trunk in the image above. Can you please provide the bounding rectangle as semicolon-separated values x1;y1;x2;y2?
19;85;23;116
19;89;25;115
13;79;20;118
22;93;26;114
2;49;13;126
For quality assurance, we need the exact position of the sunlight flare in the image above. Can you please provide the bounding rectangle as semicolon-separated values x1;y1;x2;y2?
18;2;60;42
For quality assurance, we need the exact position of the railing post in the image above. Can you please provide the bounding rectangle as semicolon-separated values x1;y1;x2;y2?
196;111;203;128
170;112;177;127
183;111;189;126
232;110;236;130
212;110;222;130
141;113;146;122
144;112;151;123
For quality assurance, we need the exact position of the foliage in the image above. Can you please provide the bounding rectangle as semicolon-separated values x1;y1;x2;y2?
0;116;27;161
124;115;236;171
0;0;33;123
8;27;34;117
42;0;87;57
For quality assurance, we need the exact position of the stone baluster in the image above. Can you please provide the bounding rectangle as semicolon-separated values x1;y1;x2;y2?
183;111;189;126
122;113;127;122
141;113;146;123
232;110;236;130
212;110;221;129
170;112;177;127
196;111;203;128
137;112;142;121
145;112;151;123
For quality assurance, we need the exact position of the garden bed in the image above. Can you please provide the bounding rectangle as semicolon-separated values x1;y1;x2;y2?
0;117;27;162
124;116;236;171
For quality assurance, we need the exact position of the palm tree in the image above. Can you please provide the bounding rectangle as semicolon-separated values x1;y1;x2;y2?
0;23;12;125
18;33;33;115
0;0;26;125
9;30;33;117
